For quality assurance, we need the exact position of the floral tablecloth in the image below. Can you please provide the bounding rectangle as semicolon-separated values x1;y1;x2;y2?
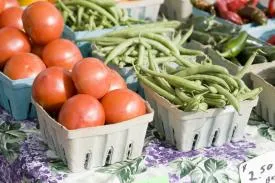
1;107;275;183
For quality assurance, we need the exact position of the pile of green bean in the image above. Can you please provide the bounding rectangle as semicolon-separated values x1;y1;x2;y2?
81;21;212;68
135;50;262;112
56;0;144;31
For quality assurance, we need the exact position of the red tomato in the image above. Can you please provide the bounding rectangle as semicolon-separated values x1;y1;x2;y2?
31;44;44;58
4;53;46;80
72;58;110;99
101;89;146;124
58;94;105;130
0;27;31;68
0;0;5;13
108;69;127;92
3;0;19;10
42;39;83;70
32;67;76;113
0;7;23;30
22;1;64;45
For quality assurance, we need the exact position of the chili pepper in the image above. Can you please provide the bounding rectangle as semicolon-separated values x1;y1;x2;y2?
220;31;248;58
226;0;248;12
267;35;275;45
238;5;268;25
215;0;243;25
268;0;275;17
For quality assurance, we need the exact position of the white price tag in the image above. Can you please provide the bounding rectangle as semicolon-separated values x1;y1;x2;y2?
239;151;275;183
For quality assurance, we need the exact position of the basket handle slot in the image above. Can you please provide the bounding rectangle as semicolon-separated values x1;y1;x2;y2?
104;147;114;166
231;126;237;140
27;103;33;118
84;152;92;170
211;130;219;146
7;99;12;115
127;143;133;159
192;134;199;150
172;128;176;145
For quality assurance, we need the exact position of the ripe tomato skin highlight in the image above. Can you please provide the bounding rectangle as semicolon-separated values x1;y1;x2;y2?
32;67;76;113
4;53;46;80
4;0;19;10
22;1;64;45
0;27;31;68
108;69;127;92
42;39;83;70
0;7;23;30
0;0;5;13
58;94;105;130
31;44;44;58
101;89;146;124
72;58;110;99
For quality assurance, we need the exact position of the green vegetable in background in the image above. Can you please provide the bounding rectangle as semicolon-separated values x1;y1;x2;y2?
220;31;248;58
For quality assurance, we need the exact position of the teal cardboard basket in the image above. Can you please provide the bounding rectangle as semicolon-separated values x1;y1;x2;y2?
0;72;36;120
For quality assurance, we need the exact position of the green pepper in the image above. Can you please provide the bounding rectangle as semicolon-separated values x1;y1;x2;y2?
220;31;248;58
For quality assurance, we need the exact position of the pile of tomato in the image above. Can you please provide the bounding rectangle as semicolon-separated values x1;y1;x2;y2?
0;0;147;130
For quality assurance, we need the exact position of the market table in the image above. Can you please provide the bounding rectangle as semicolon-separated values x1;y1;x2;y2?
1;107;275;183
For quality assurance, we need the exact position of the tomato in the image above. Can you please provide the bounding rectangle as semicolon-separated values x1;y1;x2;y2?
32;67;76;113
31;44;44;58
108;69;127;92
58;94;105;130
4;0;19;10
101;89;146;124
0;7;23;30
4;53;46;80
0;0;5;13
72;58;110;99
0;27;31;68
42;39;83;70
22;1;64;45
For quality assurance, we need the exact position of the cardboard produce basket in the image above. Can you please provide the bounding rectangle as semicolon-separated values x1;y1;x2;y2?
118;0;164;21
0;72;36;120
32;98;154;173
161;0;193;21
251;67;275;127
141;84;258;152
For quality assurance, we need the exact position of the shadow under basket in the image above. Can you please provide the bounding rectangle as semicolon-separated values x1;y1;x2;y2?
32;98;154;173
141;84;258;152
0;72;36;120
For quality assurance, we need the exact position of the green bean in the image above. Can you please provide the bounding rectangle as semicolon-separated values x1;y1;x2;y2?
89;16;96;30
79;37;126;43
100;46;115;53
105;37;140;64
211;84;240;112
174;65;229;77
64;0;119;25
140;66;207;91
77;6;84;26
233;89;239;96
109;6;119;20
136;74;182;105
143;38;171;55
235;50;258;79
184;74;231;90
199;102;208;111
237;88;262;101
173;30;182;45
137;44;145;66
208;86;218;94
178;25;193;46
142;33;180;55
215;74;239;90
148;51;175;94
57;0;76;23
234;78;249;93
184;100;200;112
175;88;191;102
204;93;226;100
204;98;226;108
124;45;137;57
139;39;152;50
